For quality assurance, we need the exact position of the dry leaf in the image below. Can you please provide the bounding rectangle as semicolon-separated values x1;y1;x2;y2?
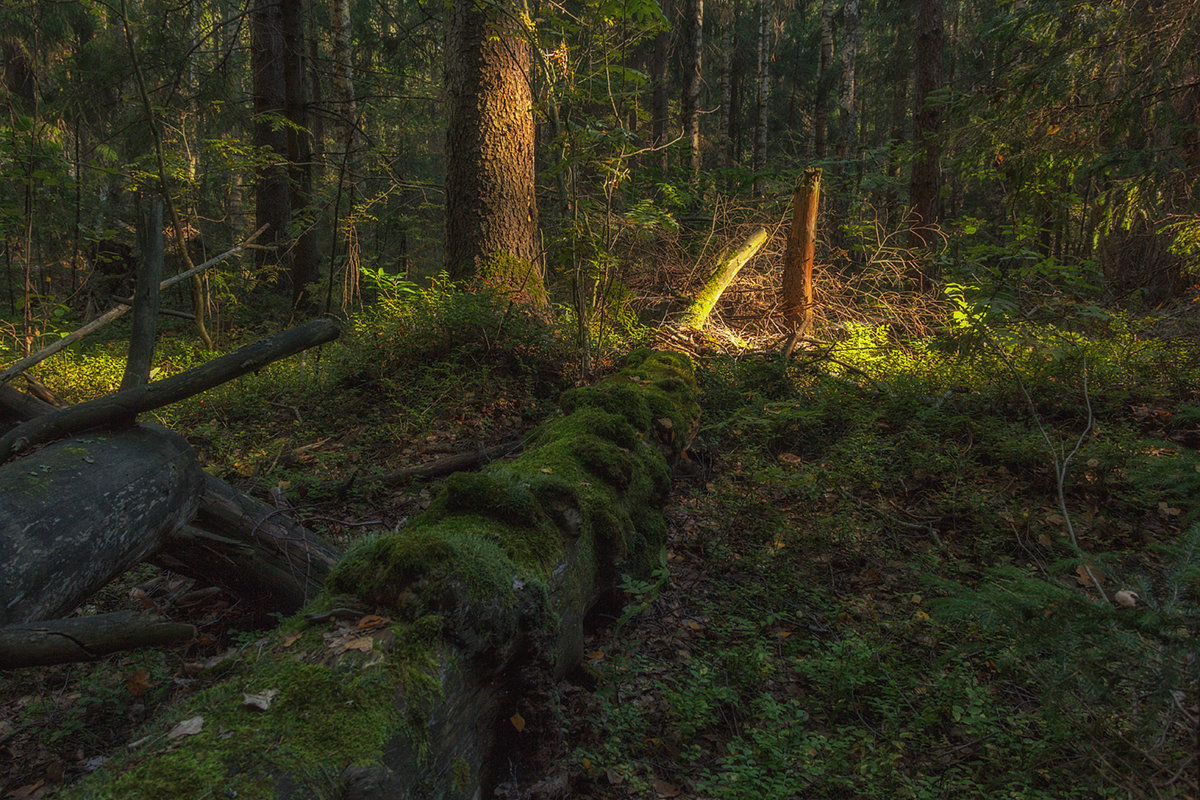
1037;533;1053;547
653;779;681;797
356;614;391;630
1115;589;1139;608
684;620;703;631
656;417;674;430
605;768;625;785
1075;563;1104;588
126;668;151;697
281;630;303;648
166;716;204;740
510;711;526;732
242;689;280;712
584;650;605;661
342;636;375;653
777;452;802;464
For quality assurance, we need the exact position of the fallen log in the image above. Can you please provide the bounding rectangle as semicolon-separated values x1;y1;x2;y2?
0;424;206;625
65;349;700;800
682;226;769;329
378;438;524;487
0;612;196;669
0;422;340;633
0;318;340;463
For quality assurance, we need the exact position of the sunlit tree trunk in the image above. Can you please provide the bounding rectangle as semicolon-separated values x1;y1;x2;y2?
908;0;944;282
444;0;540;279
814;0;833;158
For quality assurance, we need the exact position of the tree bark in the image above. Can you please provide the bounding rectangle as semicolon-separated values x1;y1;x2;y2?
908;0;944;282
651;0;672;173
682;0;704;179
837;0;859;159
782;168;821;332
752;0;771;195
281;0;317;302
121;199;164;391
814;0;834;159
683;227;769;328
0;424;206;625
444;0;540;279
0;612;196;670
0;319;339;462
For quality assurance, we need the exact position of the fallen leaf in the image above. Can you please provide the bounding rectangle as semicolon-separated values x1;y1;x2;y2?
684;620;703;631
510;711;526;732
242;689;280;712
777;452;802;464
356;614;391;630
342;636;375;653
126;668;151;697
584;650;604;661
653;779;681;797
167;716;204;740
1037;533;1053;547
1075;563;1104;588
281;630;303;648
605;768;625;785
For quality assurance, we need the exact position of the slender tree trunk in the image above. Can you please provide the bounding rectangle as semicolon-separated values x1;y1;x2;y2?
681;0;704;180
718;7;733;172
814;0;833;158
445;0;540;280
908;0;944;284
282;0;317;302
252;0;293;284
651;0;672;173
752;0;770;195
837;0;859;159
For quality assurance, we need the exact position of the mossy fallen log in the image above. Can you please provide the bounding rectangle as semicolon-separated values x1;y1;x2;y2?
64;349;699;800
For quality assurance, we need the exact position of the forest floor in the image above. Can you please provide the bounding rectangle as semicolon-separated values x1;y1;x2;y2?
2;283;1200;799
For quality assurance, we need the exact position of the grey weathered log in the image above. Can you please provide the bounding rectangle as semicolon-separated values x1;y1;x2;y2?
0;611;196;669
0;318;340;463
0;383;55;426
0;424;206;625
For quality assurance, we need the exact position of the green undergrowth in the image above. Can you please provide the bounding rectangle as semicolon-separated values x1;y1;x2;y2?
576;316;1200;800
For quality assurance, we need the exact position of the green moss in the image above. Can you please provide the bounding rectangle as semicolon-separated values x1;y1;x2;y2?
451;756;472;792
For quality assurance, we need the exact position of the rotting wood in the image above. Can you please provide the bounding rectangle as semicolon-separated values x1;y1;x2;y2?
0;612;195;670
682;227;769;329
64;349;700;800
0;318;339;463
0;224;268;385
378;438;524;487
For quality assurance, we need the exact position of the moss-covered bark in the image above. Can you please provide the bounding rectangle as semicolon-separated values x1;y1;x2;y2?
64;350;698;800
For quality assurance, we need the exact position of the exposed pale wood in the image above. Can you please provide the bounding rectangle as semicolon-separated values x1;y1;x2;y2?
682;227;770;329
782;168;822;333
0;318;339;463
0;225;268;385
0;612;195;669
0;424;206;624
